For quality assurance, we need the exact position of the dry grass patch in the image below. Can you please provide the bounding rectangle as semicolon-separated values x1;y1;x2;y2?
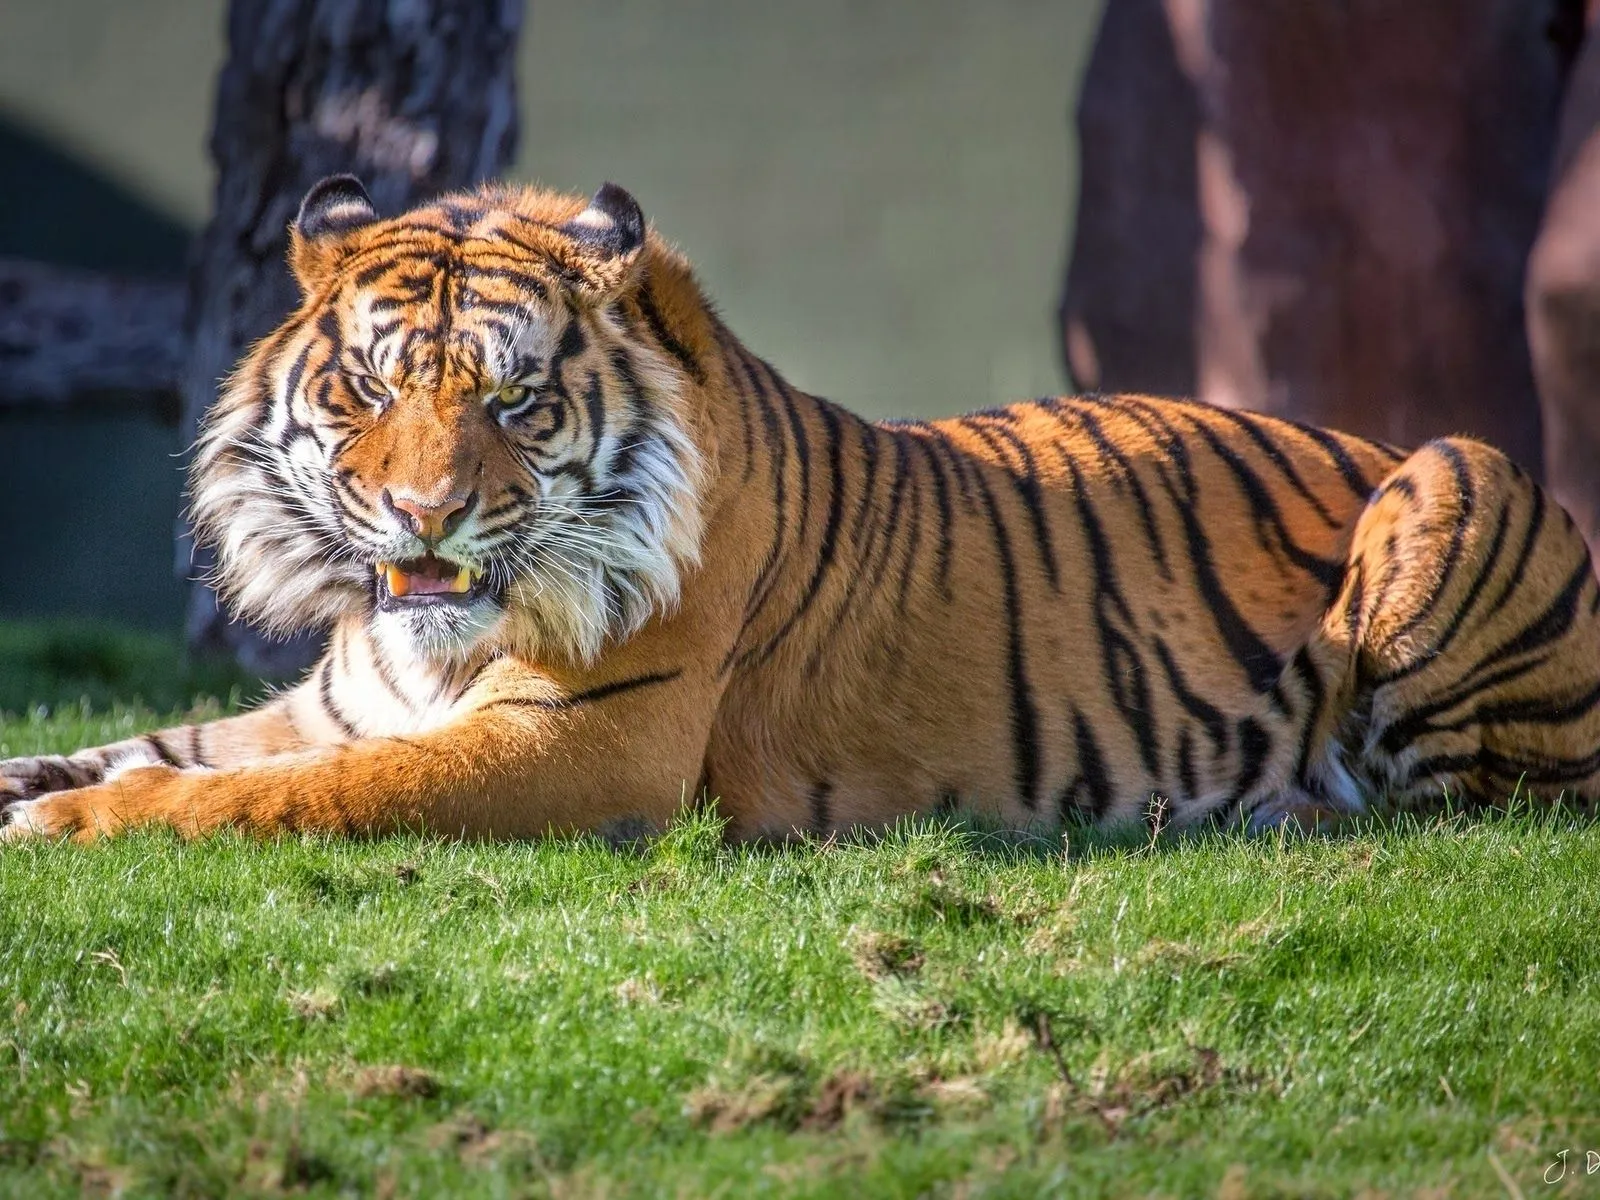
684;1074;795;1135
350;1064;439;1100
848;928;925;980
284;987;340;1022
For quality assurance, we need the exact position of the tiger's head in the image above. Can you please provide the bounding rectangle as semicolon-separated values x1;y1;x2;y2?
190;178;705;665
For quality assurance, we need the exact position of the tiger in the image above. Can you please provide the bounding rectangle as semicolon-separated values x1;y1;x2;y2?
5;176;1600;844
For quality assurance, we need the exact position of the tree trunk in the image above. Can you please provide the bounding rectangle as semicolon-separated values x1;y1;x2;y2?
179;0;522;676
1527;4;1600;566
0;261;183;416
1062;0;1565;473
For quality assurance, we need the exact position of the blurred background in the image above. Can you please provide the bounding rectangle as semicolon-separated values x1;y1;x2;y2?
3;0;1599;674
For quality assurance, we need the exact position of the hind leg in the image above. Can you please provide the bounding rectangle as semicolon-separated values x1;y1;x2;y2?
1300;437;1600;816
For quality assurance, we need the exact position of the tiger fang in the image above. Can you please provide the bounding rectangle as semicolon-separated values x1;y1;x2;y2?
376;556;482;605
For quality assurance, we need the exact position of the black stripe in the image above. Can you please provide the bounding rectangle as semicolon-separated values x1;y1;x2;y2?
489;225;567;268
849;420;882;547
1405;741;1600;791
1426;676;1600;738
1290;421;1388;500
719;341;791;672
894;440;927;613
455;654;504;699
748;399;847;668
607;342;652;427
809;781;834;834
188;724;211;770
391;215;470;242
958;415;1061;591
432;255;457;345
1371;496;1513;688
1058;709;1111;820
583;371;607;457
1185;416;1343;589
354;259;399;289
548;313;588;378
366;632;413;713
1153;639;1229;755
636;284;705;383
243;349;281;431
1399;752;1483;790
494;669;683;711
1376;652;1557;756
318;659;361;740
280;343;313;411
1343;560;1367;650
142;734;184;768
1044;399;1171;581
770;367;813;552
1126;399;1282;694
1484;484;1547;621
722;330;758;483
441;200;483;232
1058;450;1159;776
1476;743;1600;787
1379;441;1477;649
828;428;913;633
970;466;1042;810
1205;408;1343;528
1230;718;1272;804
908;434;955;601
864;432;912;589
908;420;978;515
1286;646;1326;781
1467;554;1592;681
1177;726;1198;800
424;661;459;711
461;263;550;301
30;758;80;791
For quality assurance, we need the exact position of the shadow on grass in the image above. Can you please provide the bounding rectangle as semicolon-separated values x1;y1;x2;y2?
723;794;1600;871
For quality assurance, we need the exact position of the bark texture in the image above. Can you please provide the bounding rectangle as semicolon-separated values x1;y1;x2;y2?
0;261;183;415
1528;3;1600;563
179;0;522;674
1063;0;1566;471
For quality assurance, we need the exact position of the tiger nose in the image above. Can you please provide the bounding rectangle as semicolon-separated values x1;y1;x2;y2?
382;490;475;544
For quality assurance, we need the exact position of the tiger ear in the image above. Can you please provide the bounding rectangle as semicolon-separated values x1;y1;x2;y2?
552;182;646;299
289;175;378;291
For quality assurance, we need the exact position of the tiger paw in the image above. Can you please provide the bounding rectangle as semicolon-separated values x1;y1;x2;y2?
0;765;184;843
0;794;72;841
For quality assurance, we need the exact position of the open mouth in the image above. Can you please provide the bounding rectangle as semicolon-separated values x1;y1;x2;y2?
374;554;487;607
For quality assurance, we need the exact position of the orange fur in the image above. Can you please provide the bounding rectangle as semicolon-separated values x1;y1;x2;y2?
6;181;1600;843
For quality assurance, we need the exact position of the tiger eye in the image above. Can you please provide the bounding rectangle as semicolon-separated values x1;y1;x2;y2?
351;374;390;407
490;384;531;408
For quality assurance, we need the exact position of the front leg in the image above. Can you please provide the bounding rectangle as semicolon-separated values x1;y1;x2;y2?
0;622;410;810
0;692;318;807
2;659;714;842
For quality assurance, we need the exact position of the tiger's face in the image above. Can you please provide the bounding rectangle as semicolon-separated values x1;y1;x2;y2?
191;179;703;665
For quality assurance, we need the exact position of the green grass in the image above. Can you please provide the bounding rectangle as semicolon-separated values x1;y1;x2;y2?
2;626;1598;1196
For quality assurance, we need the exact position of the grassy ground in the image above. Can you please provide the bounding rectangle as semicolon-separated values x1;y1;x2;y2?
1;626;1598;1197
